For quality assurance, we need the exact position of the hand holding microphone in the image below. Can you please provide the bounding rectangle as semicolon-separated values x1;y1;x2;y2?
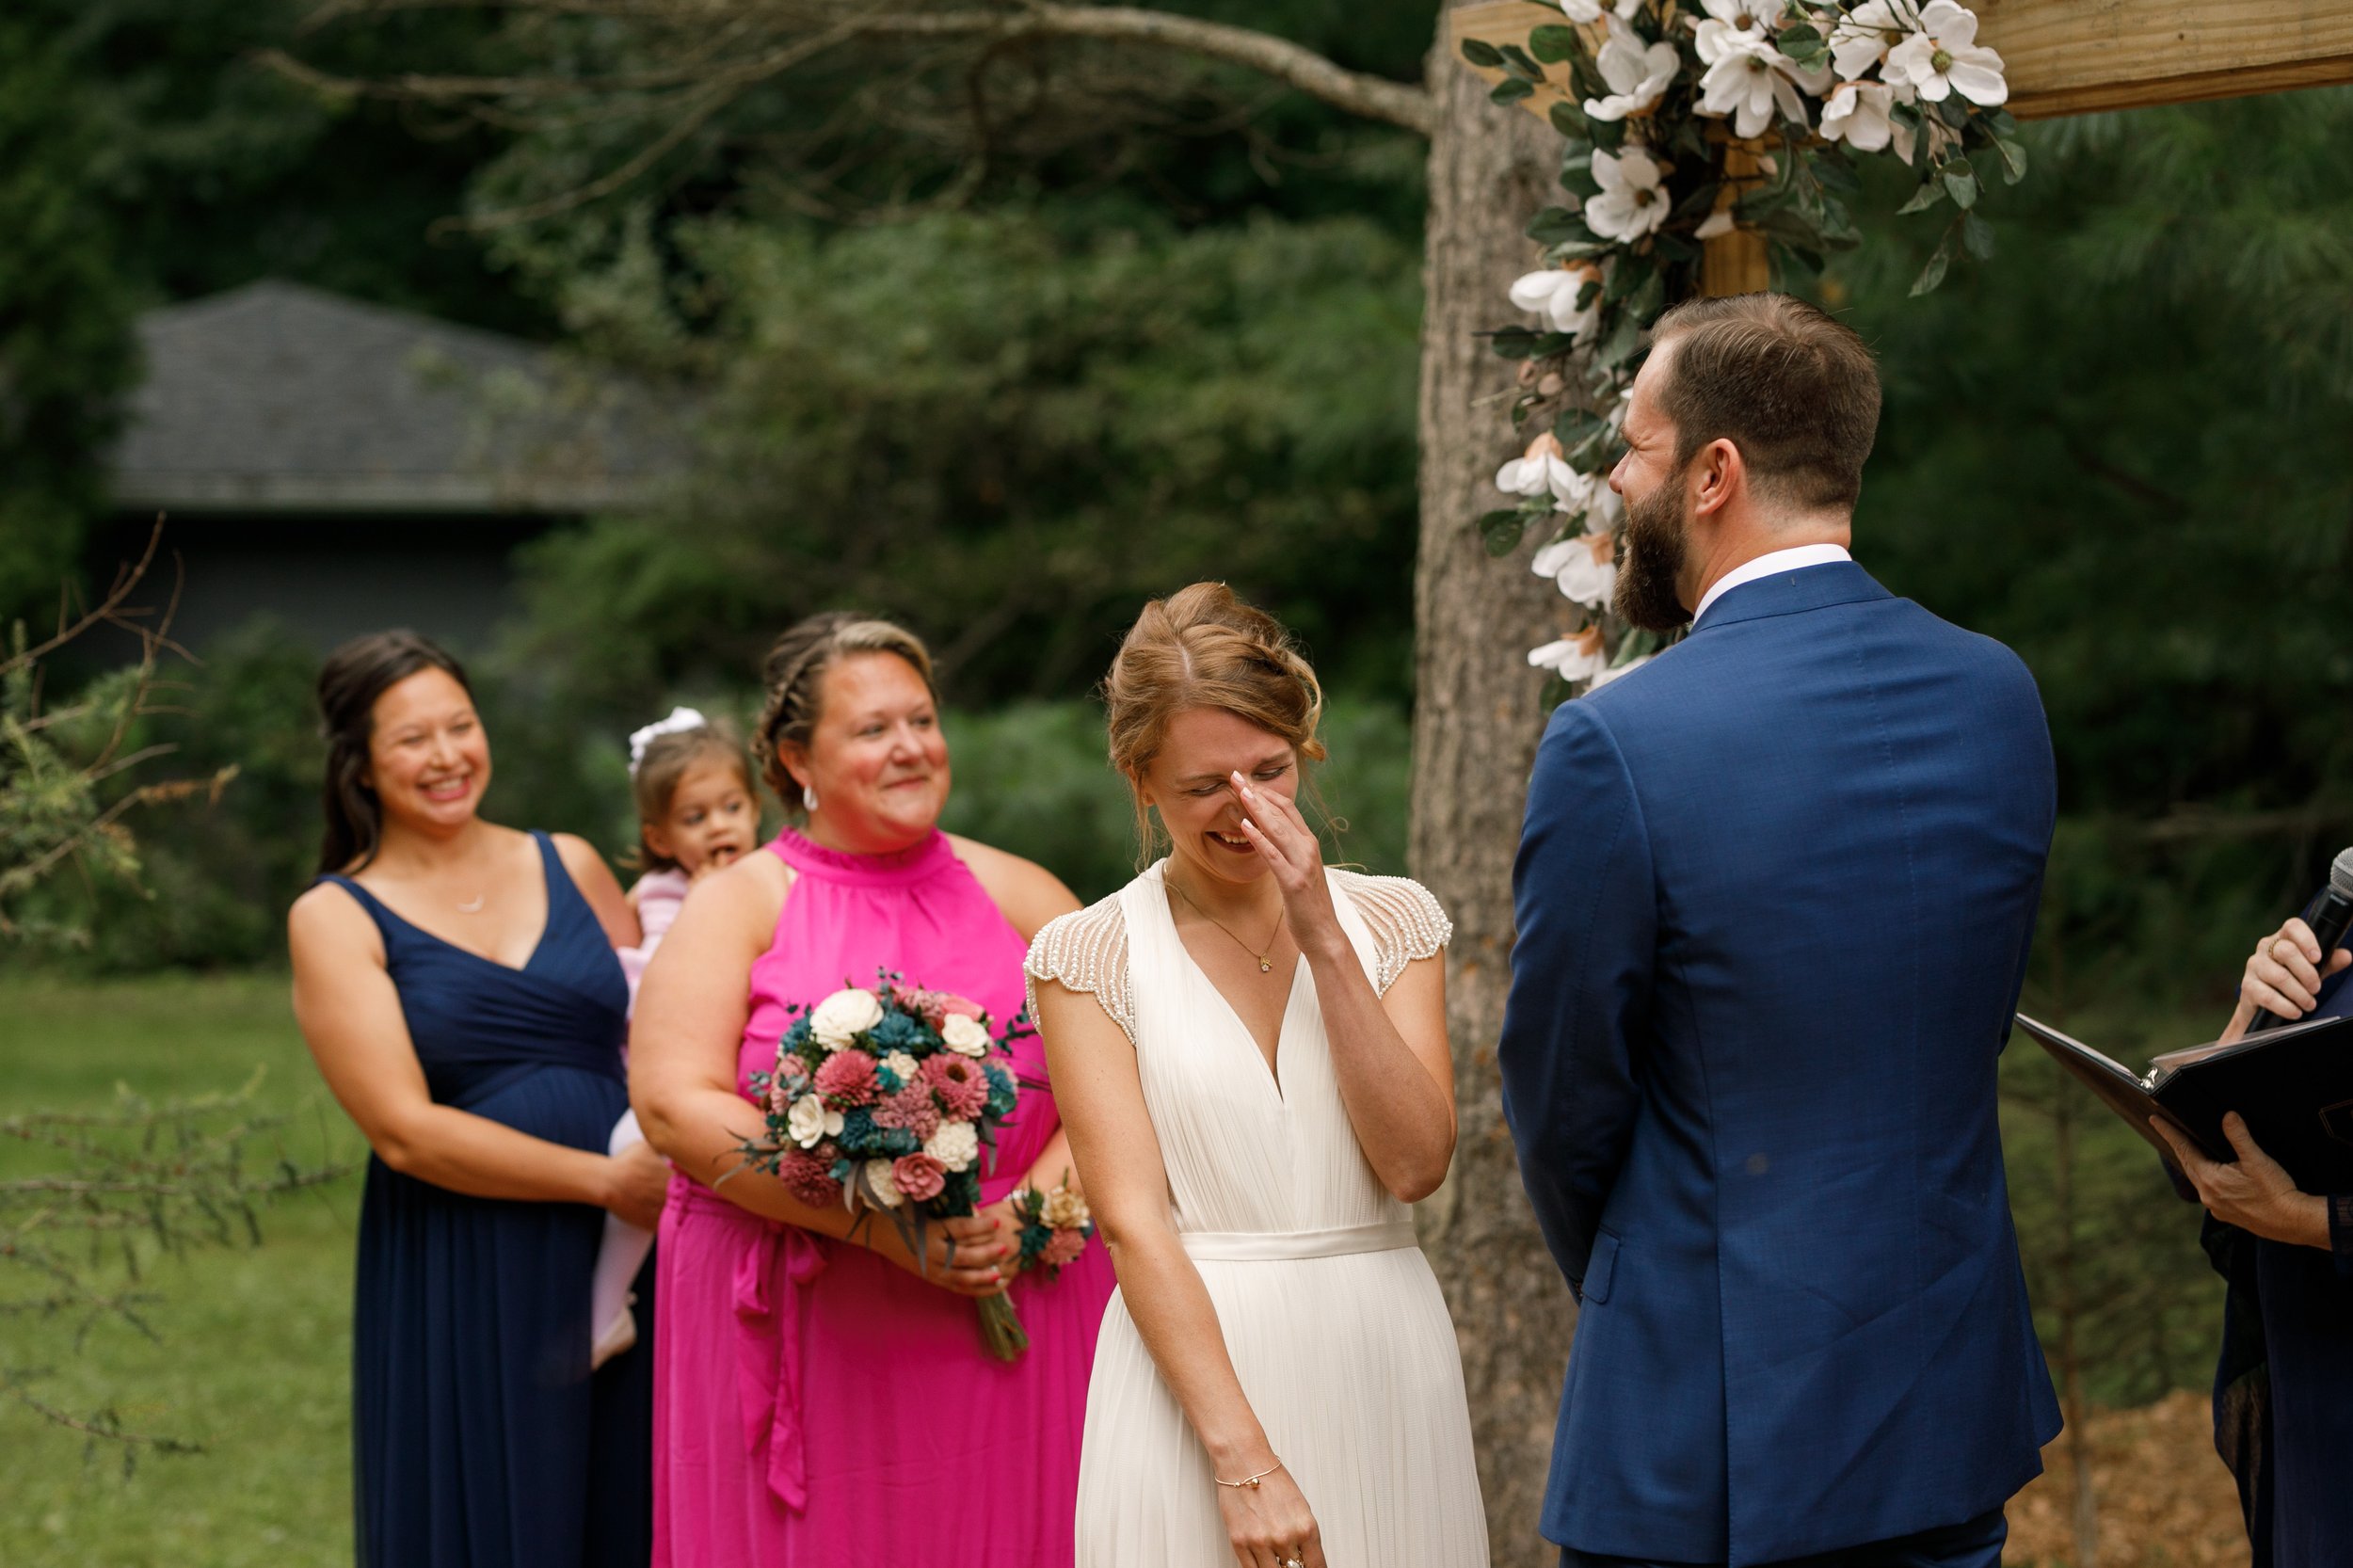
2237;846;2353;1034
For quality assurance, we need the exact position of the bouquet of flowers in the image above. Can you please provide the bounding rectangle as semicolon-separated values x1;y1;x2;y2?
735;972;1033;1358
1011;1175;1096;1279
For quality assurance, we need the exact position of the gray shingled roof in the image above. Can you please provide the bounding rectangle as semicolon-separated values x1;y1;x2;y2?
109;280;676;514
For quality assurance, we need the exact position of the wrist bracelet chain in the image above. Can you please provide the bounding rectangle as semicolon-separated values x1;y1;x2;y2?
1214;1459;1285;1490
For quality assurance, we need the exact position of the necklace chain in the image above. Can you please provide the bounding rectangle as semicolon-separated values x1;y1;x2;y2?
1166;876;1286;974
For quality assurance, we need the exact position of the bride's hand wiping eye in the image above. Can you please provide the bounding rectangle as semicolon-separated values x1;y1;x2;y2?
1231;773;1339;952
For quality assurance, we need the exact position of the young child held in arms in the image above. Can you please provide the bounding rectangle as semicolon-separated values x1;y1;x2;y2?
594;707;761;1367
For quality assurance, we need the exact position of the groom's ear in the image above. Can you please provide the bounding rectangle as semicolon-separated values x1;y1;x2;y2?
1691;437;1744;518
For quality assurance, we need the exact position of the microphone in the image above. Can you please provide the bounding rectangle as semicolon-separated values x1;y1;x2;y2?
2248;846;2353;1032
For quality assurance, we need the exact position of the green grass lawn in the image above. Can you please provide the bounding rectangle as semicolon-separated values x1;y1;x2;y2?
0;971;365;1568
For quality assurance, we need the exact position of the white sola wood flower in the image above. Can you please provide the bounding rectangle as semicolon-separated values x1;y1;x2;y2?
1820;80;1913;161
788;1093;845;1150
939;1014;993;1057
1585;147;1671;241
1532;531;1619;609
1584;21;1680;121
1497;431;1583;504
1529;624;1612;681
1699;34;1833;137
1559;0;1643;22
1509;263;1601;338
1830;0;1915;81
809;986;883;1050
924;1121;981;1174
1883;0;2007;105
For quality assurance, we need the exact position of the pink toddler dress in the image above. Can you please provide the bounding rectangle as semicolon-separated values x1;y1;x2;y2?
651;828;1113;1567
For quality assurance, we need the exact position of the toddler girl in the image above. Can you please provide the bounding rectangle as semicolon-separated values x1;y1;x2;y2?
595;707;761;1367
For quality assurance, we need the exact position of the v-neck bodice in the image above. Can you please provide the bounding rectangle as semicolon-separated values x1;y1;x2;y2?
1119;860;1406;1240
320;831;630;1111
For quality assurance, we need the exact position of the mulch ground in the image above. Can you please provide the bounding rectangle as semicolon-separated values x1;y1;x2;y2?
2005;1390;2249;1567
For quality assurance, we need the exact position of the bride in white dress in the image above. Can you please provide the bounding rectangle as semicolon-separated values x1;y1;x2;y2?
1028;584;1488;1568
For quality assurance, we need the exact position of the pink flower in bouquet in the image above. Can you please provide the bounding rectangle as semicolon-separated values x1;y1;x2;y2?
776;1143;844;1208
935;994;985;1021
872;1084;941;1139
922;1054;990;1120
890;1153;947;1203
813;1048;881;1107
1040;1229;1087;1270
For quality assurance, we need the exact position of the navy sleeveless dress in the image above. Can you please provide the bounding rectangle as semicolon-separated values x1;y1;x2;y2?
321;831;653;1568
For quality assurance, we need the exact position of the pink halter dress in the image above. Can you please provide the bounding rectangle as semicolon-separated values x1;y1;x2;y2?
651;828;1112;1567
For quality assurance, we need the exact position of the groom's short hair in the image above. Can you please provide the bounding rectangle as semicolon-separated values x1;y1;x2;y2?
1648;293;1881;512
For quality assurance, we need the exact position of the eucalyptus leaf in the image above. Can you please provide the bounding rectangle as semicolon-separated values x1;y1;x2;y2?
1623;269;1666;325
1943;167;1978;210
1554;408;1609;450
1491;76;1537;104
1896;177;1945;216
1528;24;1583;64
1995;137;2029;184
1499;43;1545;79
1487;326;1548;360
1480;509;1531;557
1459;38;1505;69
1550;103;1593;139
1671;182;1722;220
1594;311;1646;370
1590;115;1628;152
1961;211;1996;260
1909;237;1952;297
1528;204;1599;246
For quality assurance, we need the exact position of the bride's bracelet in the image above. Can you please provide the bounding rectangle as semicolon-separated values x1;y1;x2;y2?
1214;1458;1285;1490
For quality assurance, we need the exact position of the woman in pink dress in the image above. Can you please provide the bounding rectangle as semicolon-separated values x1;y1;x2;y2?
632;611;1114;1567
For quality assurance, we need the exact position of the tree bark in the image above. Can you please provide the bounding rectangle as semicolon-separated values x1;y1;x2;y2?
1409;8;1577;1562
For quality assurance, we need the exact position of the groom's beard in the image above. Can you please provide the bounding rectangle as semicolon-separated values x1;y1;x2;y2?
1613;474;1692;632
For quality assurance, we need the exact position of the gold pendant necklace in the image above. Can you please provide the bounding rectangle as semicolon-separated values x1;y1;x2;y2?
1167;877;1285;973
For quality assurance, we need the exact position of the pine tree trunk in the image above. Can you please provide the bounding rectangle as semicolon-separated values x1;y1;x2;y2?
1409;10;1578;1562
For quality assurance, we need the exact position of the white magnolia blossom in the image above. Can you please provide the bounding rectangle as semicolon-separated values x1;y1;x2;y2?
1497;432;1583;505
1590;654;1654;689
924;1120;981;1174
1819;80;1913;161
1584;23;1681;121
1509;264;1601;338
1883;0;2007;105
1559;0;1643;22
1830;0;1915;81
809;986;883;1050
1529;625;1613;682
861;1158;904;1208
1694;208;1737;240
1585;147;1671;242
1532;531;1620;609
787;1093;846;1150
1698;0;1786;41
940;1013;993;1057
1699;35;1833;138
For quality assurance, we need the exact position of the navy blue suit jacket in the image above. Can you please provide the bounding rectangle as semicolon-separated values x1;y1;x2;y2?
1499;562;2063;1565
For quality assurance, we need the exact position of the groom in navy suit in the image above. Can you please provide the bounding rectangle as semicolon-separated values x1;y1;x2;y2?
1500;294;2060;1568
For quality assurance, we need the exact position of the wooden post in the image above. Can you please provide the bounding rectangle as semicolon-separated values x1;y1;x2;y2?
1701;143;1770;297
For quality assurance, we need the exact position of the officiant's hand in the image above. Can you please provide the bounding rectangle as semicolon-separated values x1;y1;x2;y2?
2233;916;2351;1033
1231;772;1341;954
2151;1112;2331;1249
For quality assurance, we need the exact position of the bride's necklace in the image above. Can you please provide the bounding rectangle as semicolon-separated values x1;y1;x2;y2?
1167;877;1286;974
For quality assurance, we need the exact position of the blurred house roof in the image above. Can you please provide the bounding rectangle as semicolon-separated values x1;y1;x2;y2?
109;280;677;515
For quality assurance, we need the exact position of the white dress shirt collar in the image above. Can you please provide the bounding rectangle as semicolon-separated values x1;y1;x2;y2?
1690;543;1853;628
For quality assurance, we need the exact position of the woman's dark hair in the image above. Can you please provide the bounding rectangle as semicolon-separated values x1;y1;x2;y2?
315;631;473;874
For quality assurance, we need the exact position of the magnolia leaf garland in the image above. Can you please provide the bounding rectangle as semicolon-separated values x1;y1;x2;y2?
1470;0;2025;685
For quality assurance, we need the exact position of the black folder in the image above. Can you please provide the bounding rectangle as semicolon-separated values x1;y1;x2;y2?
2015;1011;2353;1194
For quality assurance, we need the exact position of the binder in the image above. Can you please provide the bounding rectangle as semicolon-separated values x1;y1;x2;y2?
2015;1011;2353;1193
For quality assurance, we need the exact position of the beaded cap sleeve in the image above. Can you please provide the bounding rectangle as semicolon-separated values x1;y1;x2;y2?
1024;892;1135;1045
1332;870;1452;994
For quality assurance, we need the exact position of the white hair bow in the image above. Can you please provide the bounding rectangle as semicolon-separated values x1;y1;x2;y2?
628;706;708;776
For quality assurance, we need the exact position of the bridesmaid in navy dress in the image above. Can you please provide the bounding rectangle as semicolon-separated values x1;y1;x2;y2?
289;632;669;1567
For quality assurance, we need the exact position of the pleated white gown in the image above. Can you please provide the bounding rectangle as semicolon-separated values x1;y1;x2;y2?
1030;863;1490;1568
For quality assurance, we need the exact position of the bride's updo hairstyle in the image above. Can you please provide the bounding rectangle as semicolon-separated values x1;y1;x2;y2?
754;611;938;818
1104;582;1328;862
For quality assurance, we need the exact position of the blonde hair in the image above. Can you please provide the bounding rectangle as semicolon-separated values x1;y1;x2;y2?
629;721;755;872
1103;583;1328;863
754;612;938;816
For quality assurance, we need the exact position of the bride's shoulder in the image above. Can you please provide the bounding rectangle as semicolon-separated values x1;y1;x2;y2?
1327;869;1453;994
1023;885;1136;1043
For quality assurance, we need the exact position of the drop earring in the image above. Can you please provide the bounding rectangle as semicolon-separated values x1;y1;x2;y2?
802;784;819;813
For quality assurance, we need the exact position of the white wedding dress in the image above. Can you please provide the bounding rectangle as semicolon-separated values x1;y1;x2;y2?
1027;862;1489;1568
